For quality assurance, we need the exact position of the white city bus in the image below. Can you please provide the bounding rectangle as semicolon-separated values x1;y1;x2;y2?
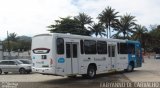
31;33;142;78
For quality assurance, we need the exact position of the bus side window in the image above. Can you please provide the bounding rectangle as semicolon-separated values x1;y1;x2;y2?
66;44;71;58
56;38;64;54
80;40;84;54
97;41;107;54
84;40;97;54
117;43;120;54
73;44;77;58
119;43;128;54
112;46;115;57
128;44;135;54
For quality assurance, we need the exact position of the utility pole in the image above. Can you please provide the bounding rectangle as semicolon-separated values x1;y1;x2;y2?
7;31;11;56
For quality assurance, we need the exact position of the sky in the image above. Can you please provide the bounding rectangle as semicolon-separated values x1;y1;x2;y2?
0;0;160;40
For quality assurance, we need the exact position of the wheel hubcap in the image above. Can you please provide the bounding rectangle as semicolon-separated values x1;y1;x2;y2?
89;69;95;77
128;65;132;71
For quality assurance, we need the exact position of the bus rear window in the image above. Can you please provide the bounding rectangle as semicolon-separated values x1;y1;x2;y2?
32;48;50;54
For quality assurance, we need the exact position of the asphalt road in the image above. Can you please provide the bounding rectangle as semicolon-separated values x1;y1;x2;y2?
0;72;131;88
124;58;160;82
0;58;160;88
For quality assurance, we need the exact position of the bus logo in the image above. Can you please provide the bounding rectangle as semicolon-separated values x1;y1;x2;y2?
58;58;65;63
32;56;35;59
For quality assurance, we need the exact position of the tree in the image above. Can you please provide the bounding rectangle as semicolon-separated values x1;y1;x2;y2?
8;32;18;41
74;13;93;35
98;6;119;38
74;13;93;29
132;25;148;42
131;25;148;52
3;32;18;54
17;36;31;51
142;33;152;52
113;14;136;39
48;17;90;36
89;23;106;37
3;35;31;52
148;25;160;52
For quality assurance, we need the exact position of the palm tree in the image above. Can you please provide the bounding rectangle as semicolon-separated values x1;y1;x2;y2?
142;33;152;53
98;6;119;38
132;24;148;42
74;13;92;35
48;17;84;35
89;23;106;37
113;14;136;39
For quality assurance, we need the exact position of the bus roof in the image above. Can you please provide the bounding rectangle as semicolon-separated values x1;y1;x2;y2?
33;33;139;43
33;34;52;38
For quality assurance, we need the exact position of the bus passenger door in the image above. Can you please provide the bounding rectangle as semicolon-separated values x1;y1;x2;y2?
135;43;142;67
66;42;78;74
108;44;116;70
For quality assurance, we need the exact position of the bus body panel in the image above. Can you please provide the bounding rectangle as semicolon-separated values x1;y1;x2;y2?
31;34;56;74
54;38;80;76
127;41;142;68
117;54;128;70
79;54;110;74
31;33;142;76
135;43;142;67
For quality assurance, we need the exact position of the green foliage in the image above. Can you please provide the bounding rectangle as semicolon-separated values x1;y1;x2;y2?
3;33;31;52
113;14;137;39
132;25;148;41
6;32;18;42
46;6;160;53
48;13;93;36
98;6;119;38
74;12;93;30
89;23;106;37
148;25;160;51
149;25;160;39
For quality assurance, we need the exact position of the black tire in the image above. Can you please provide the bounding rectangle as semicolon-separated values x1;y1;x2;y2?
4;72;8;74
0;69;2;75
127;62;134;72
19;68;26;74
87;65;96;79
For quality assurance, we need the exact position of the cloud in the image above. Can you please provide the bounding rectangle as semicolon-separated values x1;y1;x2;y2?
72;0;160;26
0;0;160;40
0;0;79;40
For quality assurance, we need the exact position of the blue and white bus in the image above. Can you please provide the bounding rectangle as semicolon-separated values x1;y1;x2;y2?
31;33;142;78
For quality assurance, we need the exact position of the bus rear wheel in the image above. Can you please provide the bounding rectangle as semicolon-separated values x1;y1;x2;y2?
87;66;96;79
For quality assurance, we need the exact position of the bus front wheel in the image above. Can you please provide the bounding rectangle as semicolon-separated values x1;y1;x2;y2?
127;62;134;72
